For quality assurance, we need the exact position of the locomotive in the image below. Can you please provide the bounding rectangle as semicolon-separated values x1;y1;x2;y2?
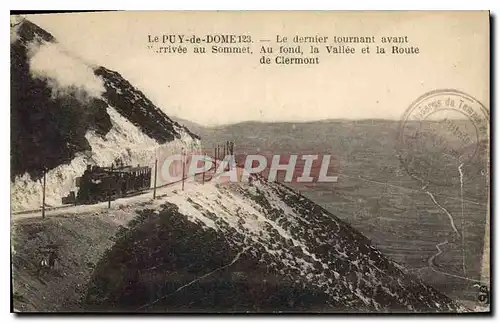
62;164;152;205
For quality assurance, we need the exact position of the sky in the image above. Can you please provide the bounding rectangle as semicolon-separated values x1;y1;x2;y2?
26;11;489;126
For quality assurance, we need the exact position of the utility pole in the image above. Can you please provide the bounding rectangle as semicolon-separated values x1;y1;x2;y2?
214;145;218;170
42;168;46;219
108;163;112;208
182;149;186;191
222;142;227;171
228;141;233;170
153;158;158;199
225;143;228;171
232;141;235;169
202;154;206;184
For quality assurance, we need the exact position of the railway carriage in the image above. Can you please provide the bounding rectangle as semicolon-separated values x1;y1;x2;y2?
62;164;152;205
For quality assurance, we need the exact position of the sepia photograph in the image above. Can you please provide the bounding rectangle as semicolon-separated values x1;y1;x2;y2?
10;11;490;313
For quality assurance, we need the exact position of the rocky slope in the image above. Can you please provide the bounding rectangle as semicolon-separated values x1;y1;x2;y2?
11;17;465;313
12;176;466;312
85;177;467;312
10;17;200;211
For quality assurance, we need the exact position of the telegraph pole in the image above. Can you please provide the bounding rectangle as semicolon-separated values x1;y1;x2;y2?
228;141;232;170
182;149;186;191
107;164;112;208
214;145;218;169
224;142;229;171
232;141;236;169
202;154;206;184
107;184;111;208
153;158;158;199
42;169;46;219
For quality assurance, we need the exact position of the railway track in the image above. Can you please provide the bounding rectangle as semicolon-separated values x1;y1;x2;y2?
12;159;219;217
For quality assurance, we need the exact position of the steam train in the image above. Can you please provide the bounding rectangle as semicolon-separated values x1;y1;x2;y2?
62;164;152;205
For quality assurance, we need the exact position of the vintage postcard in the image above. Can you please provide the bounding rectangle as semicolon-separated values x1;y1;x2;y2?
10;11;490;313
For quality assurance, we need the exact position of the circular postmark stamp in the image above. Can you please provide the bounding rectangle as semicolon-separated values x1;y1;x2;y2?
398;89;489;186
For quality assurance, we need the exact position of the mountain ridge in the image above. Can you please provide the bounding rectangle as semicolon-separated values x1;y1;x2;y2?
11;17;467;313
11;18;201;211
